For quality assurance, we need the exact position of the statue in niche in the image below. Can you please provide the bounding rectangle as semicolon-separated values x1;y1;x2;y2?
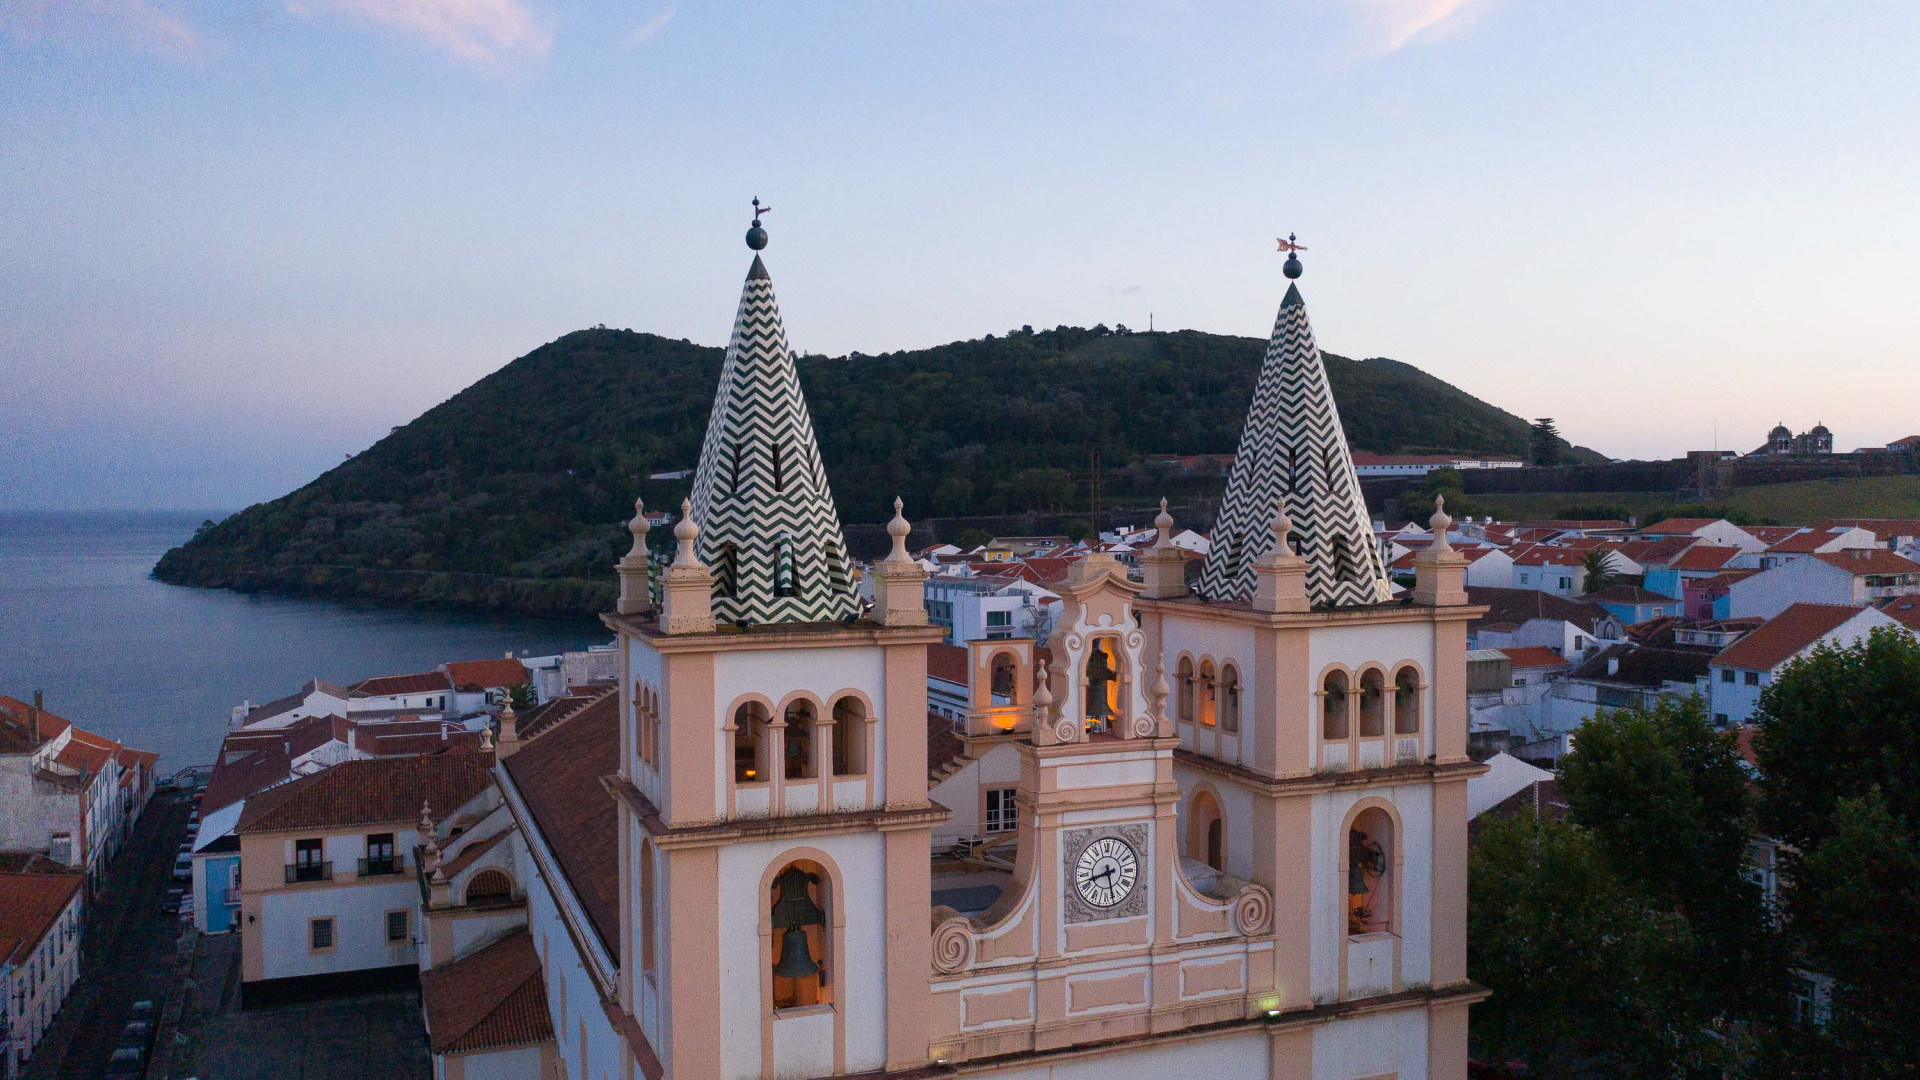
1084;641;1118;729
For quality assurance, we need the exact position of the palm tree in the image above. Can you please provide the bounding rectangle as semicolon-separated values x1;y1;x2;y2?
1581;549;1616;594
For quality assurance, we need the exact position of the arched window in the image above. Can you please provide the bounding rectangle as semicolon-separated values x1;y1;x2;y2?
640;841;656;976
1358;670;1386;738
989;653;1016;699
1393;668;1421;735
714;543;739;599
830;697;865;776
769;861;831;1010
734;702;771;783
1322;672;1349;740
1176;657;1195;722
1198;660;1217;727
774;537;798;598
1084;638;1121;730
1347;808;1393;935
1188;790;1225;872
466;868;513;905
1219;665;1241;734
783;700;816;780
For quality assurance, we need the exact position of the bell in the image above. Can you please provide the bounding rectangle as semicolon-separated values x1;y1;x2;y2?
770;866;823;930
1086;687;1115;722
772;926;820;979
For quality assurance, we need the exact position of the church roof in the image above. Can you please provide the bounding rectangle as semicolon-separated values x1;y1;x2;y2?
686;251;860;625
1196;281;1389;607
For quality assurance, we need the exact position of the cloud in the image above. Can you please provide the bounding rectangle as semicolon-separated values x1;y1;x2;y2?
1340;0;1492;55
628;6;674;46
0;0;202;61
286;0;552;66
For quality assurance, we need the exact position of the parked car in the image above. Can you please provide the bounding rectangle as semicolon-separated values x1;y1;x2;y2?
179;893;194;920
121;1019;153;1047
163;888;184;916
128;999;155;1021
172;855;192;882
105;1046;145;1080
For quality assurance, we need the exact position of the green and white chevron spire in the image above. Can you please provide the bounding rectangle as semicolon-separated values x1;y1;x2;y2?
686;254;859;624
1195;282;1390;607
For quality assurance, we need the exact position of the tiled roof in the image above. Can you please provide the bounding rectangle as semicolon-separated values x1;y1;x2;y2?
1508;544;1587;567
1669;545;1742;572
1694;568;1762;592
1466;587;1615;634
1512;520;1630;531
352;671;454;697
1878;595;1920;630
1765;528;1855;554
1568;642;1716;688
514;689;613;743
238;754;493;834
1500;647;1573;670
1640;517;1722;535
503;692;619;957
1712;603;1866;672
928;712;967;784
0;697;70;752
420;928;553;1054
1617;536;1699;566
0;872;84;964
927;643;969;685
1743;526;1802;545
1827;518;1920;541
222;713;341;765
444;659;530;691
1585;585;1676;605
1810;550;1920;576
203;747;295;815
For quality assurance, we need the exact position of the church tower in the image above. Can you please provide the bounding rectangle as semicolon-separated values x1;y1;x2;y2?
603;206;946;1080
1135;244;1486;1078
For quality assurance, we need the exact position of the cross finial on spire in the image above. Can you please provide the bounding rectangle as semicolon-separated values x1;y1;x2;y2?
747;197;771;250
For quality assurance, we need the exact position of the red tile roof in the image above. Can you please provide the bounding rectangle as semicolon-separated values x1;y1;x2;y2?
1640;518;1722;535
1616;536;1699;566
927;643;969;685
352;671;454;697
1826;518;1920;541
420;928;553;1054
1712;603;1866;672
1743;526;1802;545
503;692;619;957
1669;545;1742;572
1809;549;1920;576
1499;647;1573;670
202;747;295;815
1765;528;1857;554
444;659;530;691
1508;544;1587;567
1877;595;1920;630
238;754;493;833
0;873;84;964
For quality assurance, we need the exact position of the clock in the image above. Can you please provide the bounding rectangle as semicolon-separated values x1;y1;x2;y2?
1073;836;1140;909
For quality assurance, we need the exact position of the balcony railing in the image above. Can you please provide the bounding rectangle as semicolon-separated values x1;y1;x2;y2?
285;861;333;884
358;856;406;877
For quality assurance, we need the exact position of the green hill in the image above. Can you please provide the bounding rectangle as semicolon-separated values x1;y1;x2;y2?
154;324;1593;615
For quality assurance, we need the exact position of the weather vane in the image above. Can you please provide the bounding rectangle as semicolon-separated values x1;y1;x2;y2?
747;197;771;251
1277;232;1306;279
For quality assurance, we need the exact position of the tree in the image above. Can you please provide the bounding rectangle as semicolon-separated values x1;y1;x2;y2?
1559;697;1784;1024
1556;502;1633;522
953;528;993;550
1580;549;1616;594
1469;814;1706;1079
1752;628;1920;1073
1531;418;1565;467
932;476;974;515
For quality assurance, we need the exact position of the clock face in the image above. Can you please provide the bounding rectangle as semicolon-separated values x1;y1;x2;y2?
1073;837;1140;909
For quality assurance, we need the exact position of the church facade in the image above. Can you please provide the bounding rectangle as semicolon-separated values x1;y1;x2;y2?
433;218;1486;1080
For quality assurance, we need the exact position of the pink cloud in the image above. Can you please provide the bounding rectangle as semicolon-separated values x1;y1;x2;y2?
0;0;202;61
287;0;552;66
1342;0;1494;55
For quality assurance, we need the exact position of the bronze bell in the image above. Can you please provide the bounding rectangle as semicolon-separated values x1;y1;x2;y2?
770;866;824;930
772;925;820;979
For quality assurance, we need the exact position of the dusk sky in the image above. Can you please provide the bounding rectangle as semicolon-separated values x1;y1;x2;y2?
4;1;1917;512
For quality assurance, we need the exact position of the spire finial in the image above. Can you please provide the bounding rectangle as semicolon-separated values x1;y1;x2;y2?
1429;494;1453;551
673;498;700;565
1154;497;1174;545
1271;501;1294;551
746;197;770;251
1032;661;1054;719
627;496;650;556
884;496;912;563
1278;232;1307;279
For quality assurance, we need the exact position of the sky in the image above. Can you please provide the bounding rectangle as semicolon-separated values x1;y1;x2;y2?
3;0;1918;512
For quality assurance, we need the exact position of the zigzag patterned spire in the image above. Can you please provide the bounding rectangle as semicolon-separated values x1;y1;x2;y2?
1196;283;1390;607
686;255;859;624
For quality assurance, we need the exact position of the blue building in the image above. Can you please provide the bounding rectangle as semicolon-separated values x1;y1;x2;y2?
1585;585;1684;626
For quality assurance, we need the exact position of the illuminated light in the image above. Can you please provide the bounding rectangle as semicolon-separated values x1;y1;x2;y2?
745;769;757;779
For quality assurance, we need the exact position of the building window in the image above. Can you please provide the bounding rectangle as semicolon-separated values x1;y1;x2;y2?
309;918;335;952
1176;657;1195;722
774;537;798;598
784;700;817;780
1219;665;1240;734
1347;808;1393;935
830;697;866;776
734;702;771;783
640;841;657;976
291;838;328;883
362;832;397;876
1198;660;1217;727
1393;667;1422;734
1745;671;1760;686
1323;672;1350;740
1720;669;1735;683
1187;789;1224;872
1558;576;1572;590
984;787;1017;833
1358;670;1386;738
769;862;830;1011
989;653;1016;699
386;910;409;943
466;868;513;904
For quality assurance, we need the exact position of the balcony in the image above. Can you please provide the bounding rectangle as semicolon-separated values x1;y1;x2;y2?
358;856;406;878
284;861;333;884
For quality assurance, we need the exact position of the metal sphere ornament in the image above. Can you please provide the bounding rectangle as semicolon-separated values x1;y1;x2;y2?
1278;232;1307;279
746;196;771;250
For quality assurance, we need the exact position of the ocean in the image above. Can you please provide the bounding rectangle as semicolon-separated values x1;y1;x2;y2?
0;512;605;773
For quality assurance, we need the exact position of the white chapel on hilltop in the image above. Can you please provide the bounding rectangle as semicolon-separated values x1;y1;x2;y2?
404;214;1488;1080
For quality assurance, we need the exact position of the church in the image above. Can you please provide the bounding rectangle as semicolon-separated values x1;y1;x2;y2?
412;212;1487;1080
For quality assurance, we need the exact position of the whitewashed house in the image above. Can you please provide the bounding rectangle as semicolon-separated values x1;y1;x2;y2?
1725;550;1920;619
1706;603;1907;728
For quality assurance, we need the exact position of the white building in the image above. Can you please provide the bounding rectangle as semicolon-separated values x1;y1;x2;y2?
0;868;84;1078
1706;603;1906;728
1725;550;1920;619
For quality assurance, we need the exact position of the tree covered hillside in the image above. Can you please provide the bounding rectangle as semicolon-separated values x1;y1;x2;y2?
154;323;1588;614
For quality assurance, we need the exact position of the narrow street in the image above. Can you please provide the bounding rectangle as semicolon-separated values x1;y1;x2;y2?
21;789;190;1080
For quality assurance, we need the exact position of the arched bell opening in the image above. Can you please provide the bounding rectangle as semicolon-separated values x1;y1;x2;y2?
1347;807;1394;935
768;861;832;1010
1081;636;1127;733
